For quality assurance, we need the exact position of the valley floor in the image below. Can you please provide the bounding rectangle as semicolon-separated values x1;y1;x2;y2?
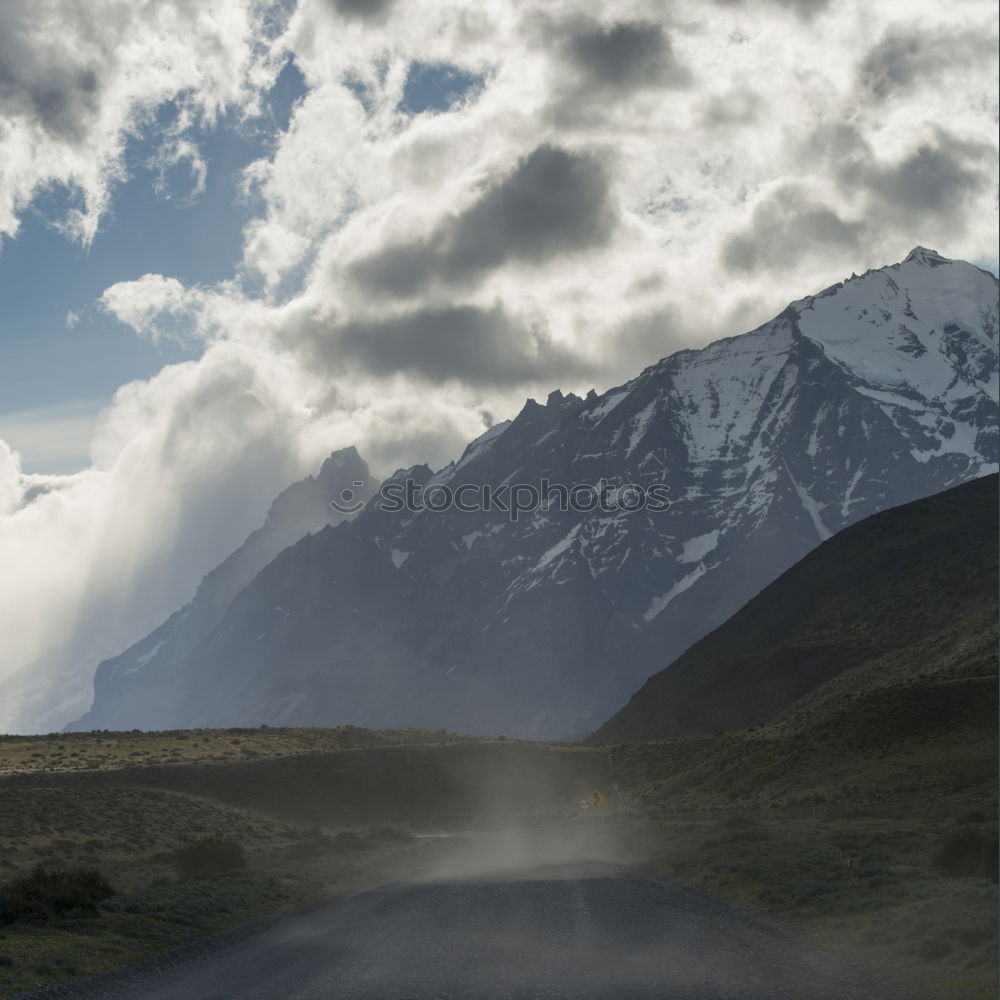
0;727;995;999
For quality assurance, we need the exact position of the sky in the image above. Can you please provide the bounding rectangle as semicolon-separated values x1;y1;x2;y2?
0;0;997;731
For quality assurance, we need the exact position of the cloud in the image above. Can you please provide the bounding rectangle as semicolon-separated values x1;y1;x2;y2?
536;13;692;127
0;400;101;475
722;124;994;277
560;17;692;93
336;304;590;385
149;138;209;202
721;185;863;275
858;134;993;228
328;0;396;23
810;122;995;229
699;89;761;128
859;25;998;101
0;0;270;244
0;440;22;517
101;274;196;343
349;145;617;299
0;57;100;141
712;0;831;17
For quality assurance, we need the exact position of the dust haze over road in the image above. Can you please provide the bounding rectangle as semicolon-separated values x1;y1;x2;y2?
50;829;916;1000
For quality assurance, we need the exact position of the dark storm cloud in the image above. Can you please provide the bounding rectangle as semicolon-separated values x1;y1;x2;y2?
721;185;862;275
862;141;988;222
329;0;396;22
797;122;992;245
827;126;992;228
0;58;100;139
561;18;692;92
337;305;590;386
349;144;616;299
859;26;998;101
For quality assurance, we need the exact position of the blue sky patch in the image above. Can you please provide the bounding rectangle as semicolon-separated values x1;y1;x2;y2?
0;70;309;472
400;63;483;115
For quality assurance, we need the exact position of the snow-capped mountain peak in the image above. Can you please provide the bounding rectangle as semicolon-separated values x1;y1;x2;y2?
72;250;999;739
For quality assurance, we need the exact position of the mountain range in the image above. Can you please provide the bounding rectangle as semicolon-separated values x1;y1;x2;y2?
70;247;999;738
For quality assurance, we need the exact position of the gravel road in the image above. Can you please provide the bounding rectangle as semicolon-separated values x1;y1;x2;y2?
25;862;916;1000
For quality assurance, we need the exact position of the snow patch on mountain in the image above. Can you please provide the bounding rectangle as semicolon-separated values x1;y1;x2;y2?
644;564;708;622
678;530;720;564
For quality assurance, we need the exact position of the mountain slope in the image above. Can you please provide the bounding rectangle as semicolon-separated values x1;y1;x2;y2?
70;448;374;732
590;473;998;743
75;249;999;738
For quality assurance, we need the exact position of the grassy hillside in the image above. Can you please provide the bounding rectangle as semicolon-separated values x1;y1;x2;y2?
0;725;480;777
592;473;998;744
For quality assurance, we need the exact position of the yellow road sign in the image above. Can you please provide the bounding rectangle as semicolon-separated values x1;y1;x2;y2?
588;789;608;810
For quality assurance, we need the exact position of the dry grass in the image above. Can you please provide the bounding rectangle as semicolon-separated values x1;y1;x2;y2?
0;726;480;778
0;777;424;997
0;725;995;999
619;812;998;1000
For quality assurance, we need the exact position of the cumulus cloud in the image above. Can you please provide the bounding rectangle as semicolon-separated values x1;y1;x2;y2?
0;0;271;244
101;274;198;343
328;0;397;23
854;132;994;229
859;24;999;101
721;185;863;275
0;0;997;730
724;118;996;276
559;17;692;93
336;304;591;385
0;441;22;517
349;145;617;299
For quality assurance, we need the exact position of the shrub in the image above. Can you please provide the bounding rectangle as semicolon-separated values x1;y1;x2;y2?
333;831;368;852
931;828;998;881
172;837;246;881
953;924;995;949
287;829;333;860
723;815;758;830
366;825;413;844
0;866;117;924
956;810;989;825
917;937;952;961
730;828;770;843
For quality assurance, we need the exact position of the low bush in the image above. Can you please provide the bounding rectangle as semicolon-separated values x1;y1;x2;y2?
333;831;368;852
723;815;758;830
917;937;952;962
955;810;990;825
287;828;334;860
172;837;246;881
0;865;117;924
366;825;413;844
930;828;998;881
729;828;770;843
